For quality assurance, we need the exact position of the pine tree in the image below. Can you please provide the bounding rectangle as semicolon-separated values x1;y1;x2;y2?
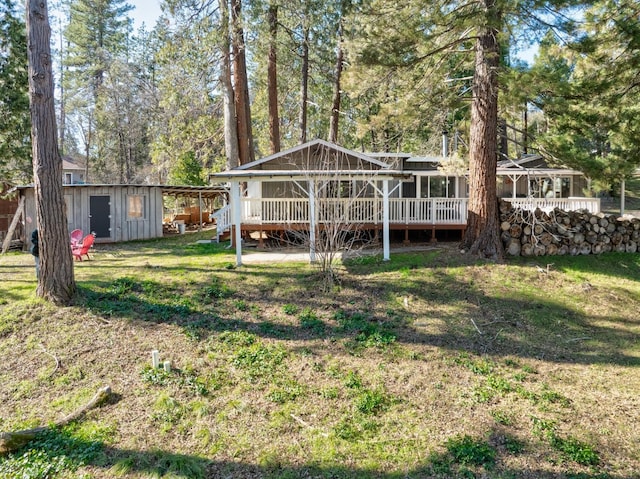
27;0;76;304
0;0;31;183
348;0;584;259
63;0;134;181
534;0;640;192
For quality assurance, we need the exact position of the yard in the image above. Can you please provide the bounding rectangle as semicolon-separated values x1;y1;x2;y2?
0;232;638;478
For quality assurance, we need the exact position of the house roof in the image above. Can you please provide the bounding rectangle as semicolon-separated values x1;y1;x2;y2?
62;157;86;171
211;169;410;182
497;154;548;169
405;156;444;163
234;139;391;171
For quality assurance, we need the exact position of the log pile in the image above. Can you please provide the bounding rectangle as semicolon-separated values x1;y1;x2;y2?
499;200;640;257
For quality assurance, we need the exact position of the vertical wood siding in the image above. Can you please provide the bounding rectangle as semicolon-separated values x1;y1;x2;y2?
22;186;164;245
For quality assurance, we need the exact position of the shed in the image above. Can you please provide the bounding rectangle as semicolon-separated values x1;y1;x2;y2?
13;184;225;247
0;183;20;247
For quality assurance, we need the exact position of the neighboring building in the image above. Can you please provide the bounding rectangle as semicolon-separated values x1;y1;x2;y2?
0;183;20;246
62;157;86;185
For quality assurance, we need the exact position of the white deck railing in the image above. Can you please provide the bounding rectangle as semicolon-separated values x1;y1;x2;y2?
220;197;598;229
505;197;600;214
240;198;470;226
211;204;231;241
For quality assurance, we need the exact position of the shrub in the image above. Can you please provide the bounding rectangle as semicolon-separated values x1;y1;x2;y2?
445;435;496;468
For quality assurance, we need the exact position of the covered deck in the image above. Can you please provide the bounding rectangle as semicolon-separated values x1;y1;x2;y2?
211;195;600;257
237;196;468;243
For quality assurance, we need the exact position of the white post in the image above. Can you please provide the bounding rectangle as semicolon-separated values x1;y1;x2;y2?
198;191;203;232
308;180;316;263
442;131;449;157
231;181;242;266
383;179;390;261
151;350;160;368
621;178;626;216
512;176;517;198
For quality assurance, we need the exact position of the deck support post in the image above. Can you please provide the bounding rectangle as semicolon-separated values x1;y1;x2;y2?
383;179;390;261
308;180;317;263
231;181;242;266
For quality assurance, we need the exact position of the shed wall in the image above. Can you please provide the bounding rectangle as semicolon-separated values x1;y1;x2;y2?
22;185;163;245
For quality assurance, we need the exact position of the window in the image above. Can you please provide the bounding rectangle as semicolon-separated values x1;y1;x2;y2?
64;173;72;184
420;176;456;198
555;177;571;198
127;195;146;219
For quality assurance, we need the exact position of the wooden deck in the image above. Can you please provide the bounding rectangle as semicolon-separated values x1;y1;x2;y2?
212;197;601;244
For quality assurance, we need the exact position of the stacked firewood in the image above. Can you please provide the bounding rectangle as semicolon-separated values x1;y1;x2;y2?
499;200;640;256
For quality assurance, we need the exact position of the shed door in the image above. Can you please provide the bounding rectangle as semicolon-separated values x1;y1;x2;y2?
90;195;111;238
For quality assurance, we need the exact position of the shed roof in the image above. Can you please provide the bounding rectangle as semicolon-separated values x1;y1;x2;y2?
11;184;226;200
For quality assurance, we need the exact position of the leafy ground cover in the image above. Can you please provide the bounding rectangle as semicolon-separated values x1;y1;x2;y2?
0;231;639;478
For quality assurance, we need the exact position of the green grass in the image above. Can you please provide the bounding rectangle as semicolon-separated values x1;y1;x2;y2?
0;232;638;478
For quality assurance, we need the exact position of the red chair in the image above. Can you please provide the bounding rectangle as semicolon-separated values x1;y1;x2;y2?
70;229;83;248
72;234;95;261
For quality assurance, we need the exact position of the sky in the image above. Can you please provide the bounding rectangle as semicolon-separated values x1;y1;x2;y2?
125;1;538;64
129;0;163;29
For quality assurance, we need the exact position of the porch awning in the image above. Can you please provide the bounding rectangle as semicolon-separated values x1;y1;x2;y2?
160;185;227;199
496;168;585;176
210;169;411;182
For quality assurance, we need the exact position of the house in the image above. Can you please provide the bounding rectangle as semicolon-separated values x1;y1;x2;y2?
62;157;87;185
211;139;599;264
13;184;224;248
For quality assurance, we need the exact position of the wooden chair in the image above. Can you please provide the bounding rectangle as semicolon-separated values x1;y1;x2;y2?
72;233;95;261
70;229;83;247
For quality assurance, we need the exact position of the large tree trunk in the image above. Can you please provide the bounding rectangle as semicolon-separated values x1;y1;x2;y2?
328;18;344;144
231;0;254;165
219;0;239;169
267;3;280;154
26;0;76;304
299;25;309;144
461;3;504;260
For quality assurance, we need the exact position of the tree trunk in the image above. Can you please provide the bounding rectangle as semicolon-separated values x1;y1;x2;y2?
231;0;254;165
83;113;91;182
267;3;280;154
219;0;239;169
26;0;76;304
523;103;528;155
461;2;504;260
328;18;344;144
58;29;65;155
498;117;508;160
299;25;309;144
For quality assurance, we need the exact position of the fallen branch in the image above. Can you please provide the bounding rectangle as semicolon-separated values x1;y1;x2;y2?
39;343;60;378
469;317;483;335
565;336;591;343
0;386;112;455
290;413;329;437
